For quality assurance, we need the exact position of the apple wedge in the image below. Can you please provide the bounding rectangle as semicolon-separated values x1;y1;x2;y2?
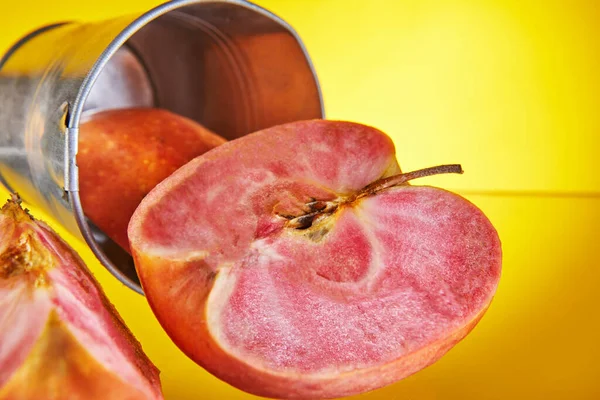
0;195;163;400
128;120;502;399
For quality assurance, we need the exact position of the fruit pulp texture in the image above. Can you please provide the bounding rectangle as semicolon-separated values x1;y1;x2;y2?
130;120;501;391
0;200;163;399
217;187;498;372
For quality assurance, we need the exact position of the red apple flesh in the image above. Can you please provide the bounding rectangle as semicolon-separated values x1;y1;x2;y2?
78;107;226;253
128;120;502;399
0;195;163;400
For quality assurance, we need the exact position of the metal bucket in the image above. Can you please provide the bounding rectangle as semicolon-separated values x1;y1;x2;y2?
0;0;324;294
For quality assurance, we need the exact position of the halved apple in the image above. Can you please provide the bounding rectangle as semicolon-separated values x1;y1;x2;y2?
129;120;502;399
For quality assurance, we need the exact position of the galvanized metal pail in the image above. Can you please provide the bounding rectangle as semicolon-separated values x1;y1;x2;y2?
0;0;324;294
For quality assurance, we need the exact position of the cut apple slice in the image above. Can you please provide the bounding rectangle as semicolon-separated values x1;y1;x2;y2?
129;120;502;399
0;196;163;400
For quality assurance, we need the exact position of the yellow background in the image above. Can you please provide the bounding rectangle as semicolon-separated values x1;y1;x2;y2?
1;0;599;399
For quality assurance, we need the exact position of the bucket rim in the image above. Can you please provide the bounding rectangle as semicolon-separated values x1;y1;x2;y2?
64;0;325;294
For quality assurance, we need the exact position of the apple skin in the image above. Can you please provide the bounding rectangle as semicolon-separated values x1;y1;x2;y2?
0;196;163;400
77;107;226;253
128;120;502;399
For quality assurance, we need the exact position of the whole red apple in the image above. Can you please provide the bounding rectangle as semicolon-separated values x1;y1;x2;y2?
0;195;163;399
128;120;502;399
78;107;226;253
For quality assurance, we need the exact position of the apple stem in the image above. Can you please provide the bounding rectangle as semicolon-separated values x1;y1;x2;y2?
285;164;463;230
357;164;463;198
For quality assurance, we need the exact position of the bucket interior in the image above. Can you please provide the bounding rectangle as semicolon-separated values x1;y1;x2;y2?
77;2;323;291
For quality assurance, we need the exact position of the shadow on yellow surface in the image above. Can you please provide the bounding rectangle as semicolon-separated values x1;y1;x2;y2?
1;1;599;399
